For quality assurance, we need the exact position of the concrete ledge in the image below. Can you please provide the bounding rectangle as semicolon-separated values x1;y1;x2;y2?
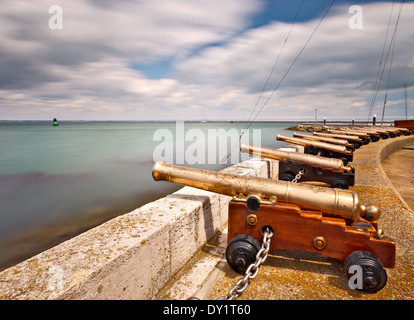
0;157;278;300
379;135;414;162
378;135;414;212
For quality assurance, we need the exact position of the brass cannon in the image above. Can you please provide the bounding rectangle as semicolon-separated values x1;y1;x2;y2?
276;134;353;165
393;127;412;136
152;161;395;293
328;129;371;145
351;128;383;141
353;127;391;140
379;127;401;137
293;132;355;152
366;126;401;138
313;132;363;149
240;143;355;189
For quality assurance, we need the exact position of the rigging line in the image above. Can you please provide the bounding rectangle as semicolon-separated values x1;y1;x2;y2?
222;0;305;164
369;1;404;124
380;35;396;126
368;1;396;107
221;0;335;164
366;0;397;124
381;1;404;125
243;0;305;133
247;0;336;126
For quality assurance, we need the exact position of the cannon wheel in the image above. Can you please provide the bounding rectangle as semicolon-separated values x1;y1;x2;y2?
344;251;387;293
332;177;350;189
280;172;295;182
226;234;261;274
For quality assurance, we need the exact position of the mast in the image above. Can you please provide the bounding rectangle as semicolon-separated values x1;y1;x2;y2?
404;84;408;120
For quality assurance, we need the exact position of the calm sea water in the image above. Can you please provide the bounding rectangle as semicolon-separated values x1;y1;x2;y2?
0;121;295;270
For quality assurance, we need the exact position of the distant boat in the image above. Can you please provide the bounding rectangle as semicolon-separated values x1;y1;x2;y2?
52;118;59;126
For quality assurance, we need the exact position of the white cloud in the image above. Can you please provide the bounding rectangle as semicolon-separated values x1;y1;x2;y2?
0;1;413;121
174;2;414;120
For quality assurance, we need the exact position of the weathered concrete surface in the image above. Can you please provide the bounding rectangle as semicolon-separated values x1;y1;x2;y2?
194;135;414;300
382;148;414;210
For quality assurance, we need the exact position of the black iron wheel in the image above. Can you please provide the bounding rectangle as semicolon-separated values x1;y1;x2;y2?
344;251;387;293
226;234;261;274
362;138;370;145
280;172;295;182
332;177;350;189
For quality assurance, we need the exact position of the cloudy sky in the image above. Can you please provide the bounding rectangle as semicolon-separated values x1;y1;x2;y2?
1;0;413;121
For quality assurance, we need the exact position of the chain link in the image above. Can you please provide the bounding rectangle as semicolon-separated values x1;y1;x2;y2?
217;228;274;300
291;169;305;183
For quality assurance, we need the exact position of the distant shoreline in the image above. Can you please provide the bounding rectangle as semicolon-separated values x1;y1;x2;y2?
0;120;396;124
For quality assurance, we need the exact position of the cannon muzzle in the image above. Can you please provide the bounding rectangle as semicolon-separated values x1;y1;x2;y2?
152;161;379;225
240;143;352;173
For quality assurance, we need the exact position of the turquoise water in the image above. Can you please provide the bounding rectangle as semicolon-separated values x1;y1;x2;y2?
0;121;295;270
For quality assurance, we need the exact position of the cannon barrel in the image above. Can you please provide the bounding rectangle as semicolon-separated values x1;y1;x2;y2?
366;126;394;132
152;161;379;225
313;132;363;143
327;130;371;144
366;127;399;137
353;128;383;135
240;143;352;173
365;128;389;134
378;127;401;136
357;127;389;135
276;134;351;154
293;132;351;147
394;127;412;135
351;128;382;140
328;129;370;139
